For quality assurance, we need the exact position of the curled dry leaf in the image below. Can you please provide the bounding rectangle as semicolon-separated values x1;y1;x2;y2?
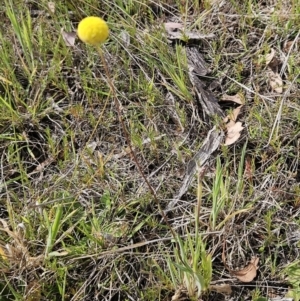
231;257;259;282
268;69;283;93
223;105;244;145
223;105;243;123
225;121;244;145
220;94;244;105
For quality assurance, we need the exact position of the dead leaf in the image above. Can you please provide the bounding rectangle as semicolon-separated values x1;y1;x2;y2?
223;105;243;123
268;69;283;93
225;121;244;145
61;29;76;47
231;257;259;282
210;284;232;295
223;104;244;146
226;121;244;137
230;106;243;121
225;119;235;128
48;2;55;13
265;48;276;65
220;94;244;105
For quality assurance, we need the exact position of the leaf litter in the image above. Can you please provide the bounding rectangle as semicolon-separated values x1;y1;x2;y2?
268;69;283;94
231;257;260;283
223;103;244;146
2;1;300;300
220;93;244;105
263;48;283;94
222;241;259;282
225;121;244;146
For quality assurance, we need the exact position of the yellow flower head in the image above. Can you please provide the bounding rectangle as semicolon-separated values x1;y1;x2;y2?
77;16;109;46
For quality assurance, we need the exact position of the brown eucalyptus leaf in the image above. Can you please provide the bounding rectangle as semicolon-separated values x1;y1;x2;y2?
231;257;259;282
223;105;243;123
221;94;244;105
229;106;243;122
225;121;244;146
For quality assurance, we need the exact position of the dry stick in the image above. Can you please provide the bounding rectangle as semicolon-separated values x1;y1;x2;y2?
95;45;179;242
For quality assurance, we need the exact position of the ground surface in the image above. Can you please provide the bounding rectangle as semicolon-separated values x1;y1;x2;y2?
0;0;300;300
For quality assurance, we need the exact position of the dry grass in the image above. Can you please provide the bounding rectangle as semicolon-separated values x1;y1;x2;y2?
0;0;299;300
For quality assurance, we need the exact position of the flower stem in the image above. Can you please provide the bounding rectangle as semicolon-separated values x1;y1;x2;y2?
95;45;178;241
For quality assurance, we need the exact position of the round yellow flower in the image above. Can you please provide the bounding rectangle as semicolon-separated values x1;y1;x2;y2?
77;16;109;45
